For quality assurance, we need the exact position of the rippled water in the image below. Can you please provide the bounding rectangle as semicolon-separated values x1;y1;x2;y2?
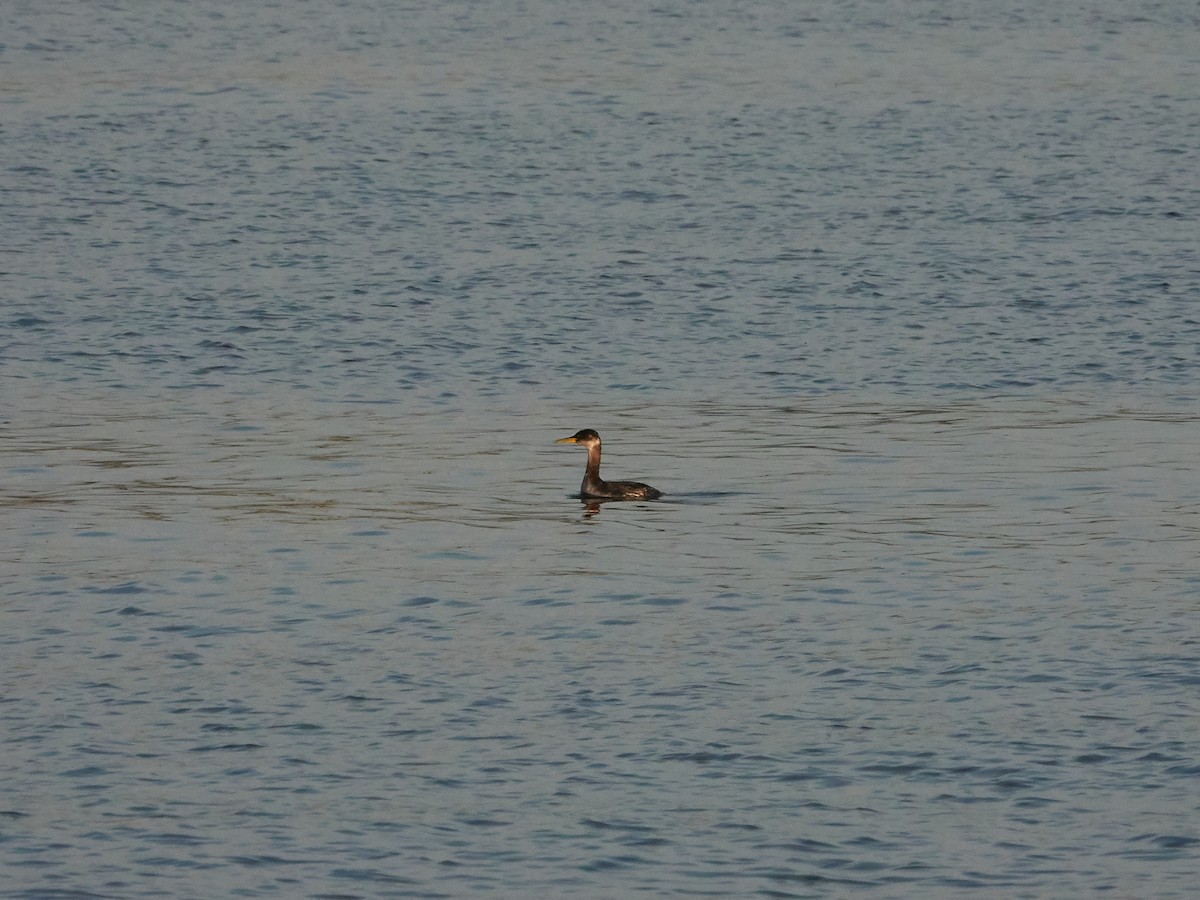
3;1;1200;897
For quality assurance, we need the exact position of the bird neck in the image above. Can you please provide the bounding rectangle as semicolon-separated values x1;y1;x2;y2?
584;443;603;480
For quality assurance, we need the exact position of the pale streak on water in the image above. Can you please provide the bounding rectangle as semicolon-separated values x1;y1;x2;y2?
3;0;1200;897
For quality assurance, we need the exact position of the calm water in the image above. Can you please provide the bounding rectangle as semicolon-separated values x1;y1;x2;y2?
3;1;1200;897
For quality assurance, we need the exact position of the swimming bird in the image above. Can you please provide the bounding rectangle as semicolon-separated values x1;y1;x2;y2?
554;428;662;501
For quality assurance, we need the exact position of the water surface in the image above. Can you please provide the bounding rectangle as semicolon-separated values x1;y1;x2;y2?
3;1;1199;897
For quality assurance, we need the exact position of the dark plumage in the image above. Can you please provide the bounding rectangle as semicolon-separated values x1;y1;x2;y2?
554;429;662;501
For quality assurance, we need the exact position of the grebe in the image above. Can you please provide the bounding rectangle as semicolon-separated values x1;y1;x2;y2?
554;429;662;501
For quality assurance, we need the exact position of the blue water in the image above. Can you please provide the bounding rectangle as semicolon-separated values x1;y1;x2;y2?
3;2;1199;897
